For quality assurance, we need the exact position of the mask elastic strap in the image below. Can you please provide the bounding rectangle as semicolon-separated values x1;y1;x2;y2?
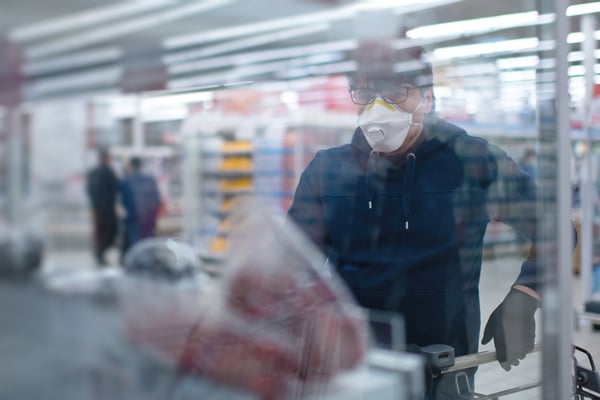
409;97;425;126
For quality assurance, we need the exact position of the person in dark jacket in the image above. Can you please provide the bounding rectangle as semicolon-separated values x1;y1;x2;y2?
120;157;162;261
288;44;541;399
86;148;120;266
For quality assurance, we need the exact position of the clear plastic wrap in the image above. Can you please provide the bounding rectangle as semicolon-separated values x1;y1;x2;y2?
123;238;201;282
0;226;44;281
121;199;369;400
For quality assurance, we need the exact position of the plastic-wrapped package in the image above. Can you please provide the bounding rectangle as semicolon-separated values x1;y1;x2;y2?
123;238;201;282
0;228;43;280
121;199;369;400
180;202;367;398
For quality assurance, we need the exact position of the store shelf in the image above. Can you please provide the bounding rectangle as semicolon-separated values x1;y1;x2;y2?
202;170;253;178
193;139;256;259
110;145;178;158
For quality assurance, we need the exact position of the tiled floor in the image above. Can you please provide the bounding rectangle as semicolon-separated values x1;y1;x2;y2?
40;248;600;399
475;254;600;399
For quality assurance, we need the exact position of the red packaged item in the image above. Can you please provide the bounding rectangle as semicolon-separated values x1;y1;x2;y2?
220;200;369;383
121;200;368;400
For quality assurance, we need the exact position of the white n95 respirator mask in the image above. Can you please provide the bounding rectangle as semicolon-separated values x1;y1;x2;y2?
358;98;422;153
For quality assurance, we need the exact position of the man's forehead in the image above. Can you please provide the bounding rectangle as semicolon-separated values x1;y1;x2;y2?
352;77;412;89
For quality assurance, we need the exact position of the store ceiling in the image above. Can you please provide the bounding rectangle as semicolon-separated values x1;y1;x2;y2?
0;0;597;100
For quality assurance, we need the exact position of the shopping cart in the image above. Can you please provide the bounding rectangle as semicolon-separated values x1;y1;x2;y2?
419;343;600;399
574;345;600;400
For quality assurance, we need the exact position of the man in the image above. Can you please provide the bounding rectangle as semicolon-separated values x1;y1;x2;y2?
288;44;541;399
120;157;162;260
86;148;119;266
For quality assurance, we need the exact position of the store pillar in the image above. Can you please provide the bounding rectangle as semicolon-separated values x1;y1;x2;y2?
0;36;24;225
119;41;167;154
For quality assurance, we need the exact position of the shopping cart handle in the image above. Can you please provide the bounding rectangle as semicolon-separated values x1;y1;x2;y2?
438;342;542;374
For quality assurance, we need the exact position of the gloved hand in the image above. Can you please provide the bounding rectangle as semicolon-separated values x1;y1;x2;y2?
481;288;539;371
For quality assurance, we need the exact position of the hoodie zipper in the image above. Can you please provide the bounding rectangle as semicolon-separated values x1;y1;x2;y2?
367;150;380;209
403;152;416;230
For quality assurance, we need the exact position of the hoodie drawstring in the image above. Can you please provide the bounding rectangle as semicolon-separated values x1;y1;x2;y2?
403;153;416;230
367;150;379;209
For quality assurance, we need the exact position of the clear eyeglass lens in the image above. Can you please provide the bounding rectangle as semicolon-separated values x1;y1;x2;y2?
351;89;376;105
381;88;410;104
350;87;413;105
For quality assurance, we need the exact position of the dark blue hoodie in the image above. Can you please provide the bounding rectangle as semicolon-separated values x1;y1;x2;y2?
288;116;538;357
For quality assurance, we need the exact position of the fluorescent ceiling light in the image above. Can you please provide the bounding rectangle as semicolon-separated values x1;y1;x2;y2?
499;70;536;82
567;30;600;44
568;50;600;62
23;47;122;77
164;0;452;50
27;0;232;59
433;38;540;60
407;11;553;39
568;64;600;76
569;65;586;76
142;106;187;122
568;32;585;43
170;54;354;89
166;31;466;76
167;39;356;75
164;6;356;49
24;66;122;98
567;2;600;16
142;91;213;106
354;0;460;12
167;32;478;78
273;56;348;79
10;0;178;42
167;23;330;64
392;0;462;14
496;55;539;70
170;59;303;88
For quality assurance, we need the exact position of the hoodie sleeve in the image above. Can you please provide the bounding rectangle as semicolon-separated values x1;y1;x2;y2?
287;152;330;253
452;132;541;291
485;143;541;291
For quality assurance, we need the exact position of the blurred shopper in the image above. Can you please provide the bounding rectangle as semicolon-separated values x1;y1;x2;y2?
86;148;120;266
519;148;538;180
120;157;162;261
288;43;542;399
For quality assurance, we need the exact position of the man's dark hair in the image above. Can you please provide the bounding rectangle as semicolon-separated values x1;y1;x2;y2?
348;43;433;88
98;147;111;164
130;157;143;171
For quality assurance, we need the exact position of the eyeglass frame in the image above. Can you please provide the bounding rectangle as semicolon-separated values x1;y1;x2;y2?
348;85;424;106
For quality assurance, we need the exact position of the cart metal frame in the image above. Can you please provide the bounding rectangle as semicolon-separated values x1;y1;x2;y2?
433;343;600;400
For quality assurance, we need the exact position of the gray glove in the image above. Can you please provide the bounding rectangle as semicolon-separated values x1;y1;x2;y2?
481;289;539;371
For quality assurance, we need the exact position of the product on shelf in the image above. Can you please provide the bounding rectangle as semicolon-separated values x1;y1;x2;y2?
221;140;253;154
198;139;256;257
208;236;228;254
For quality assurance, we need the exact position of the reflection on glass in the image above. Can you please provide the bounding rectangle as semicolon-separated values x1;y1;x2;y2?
2;0;588;399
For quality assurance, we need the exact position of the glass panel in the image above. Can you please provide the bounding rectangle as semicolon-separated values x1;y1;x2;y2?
1;0;593;399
